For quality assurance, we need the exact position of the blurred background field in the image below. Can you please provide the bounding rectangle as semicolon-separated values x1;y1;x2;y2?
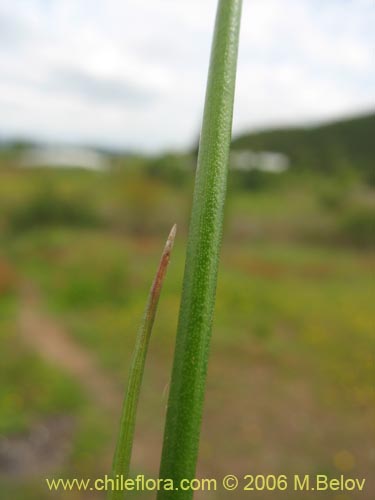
0;111;374;499
1;0;375;498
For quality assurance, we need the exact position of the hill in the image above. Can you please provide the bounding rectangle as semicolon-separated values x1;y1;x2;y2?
232;112;375;175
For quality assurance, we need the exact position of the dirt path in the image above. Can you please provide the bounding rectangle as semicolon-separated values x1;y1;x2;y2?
18;282;122;413
15;281;158;477
1;282;126;479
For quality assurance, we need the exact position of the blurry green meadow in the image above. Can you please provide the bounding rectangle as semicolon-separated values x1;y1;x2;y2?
0;115;374;499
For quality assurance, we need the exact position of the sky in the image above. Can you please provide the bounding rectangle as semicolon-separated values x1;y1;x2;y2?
0;0;374;152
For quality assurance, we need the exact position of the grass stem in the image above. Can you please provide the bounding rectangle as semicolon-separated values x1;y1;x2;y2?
158;1;242;498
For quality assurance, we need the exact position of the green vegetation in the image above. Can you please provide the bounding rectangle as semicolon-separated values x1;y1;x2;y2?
0;80;373;500
1;214;373;498
7;185;101;232
232;112;375;178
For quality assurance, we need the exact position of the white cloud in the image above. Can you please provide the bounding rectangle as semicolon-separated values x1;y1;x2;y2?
0;0;373;152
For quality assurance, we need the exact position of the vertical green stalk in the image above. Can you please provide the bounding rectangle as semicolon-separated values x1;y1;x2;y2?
108;225;176;500
158;1;242;498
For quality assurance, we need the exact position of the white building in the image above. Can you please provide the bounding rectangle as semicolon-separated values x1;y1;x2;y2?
230;150;290;173
21;146;109;171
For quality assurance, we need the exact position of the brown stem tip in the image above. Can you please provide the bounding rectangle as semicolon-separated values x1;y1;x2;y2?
165;223;177;255
150;224;177;308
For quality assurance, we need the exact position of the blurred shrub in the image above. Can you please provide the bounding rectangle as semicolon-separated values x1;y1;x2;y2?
340;206;375;246
229;169;284;191
111;174;186;236
7;187;101;231
145;154;193;187
317;185;347;211
315;177;375;246
364;168;375;187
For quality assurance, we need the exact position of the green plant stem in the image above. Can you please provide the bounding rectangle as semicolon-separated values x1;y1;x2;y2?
108;224;176;500
158;1;242;498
